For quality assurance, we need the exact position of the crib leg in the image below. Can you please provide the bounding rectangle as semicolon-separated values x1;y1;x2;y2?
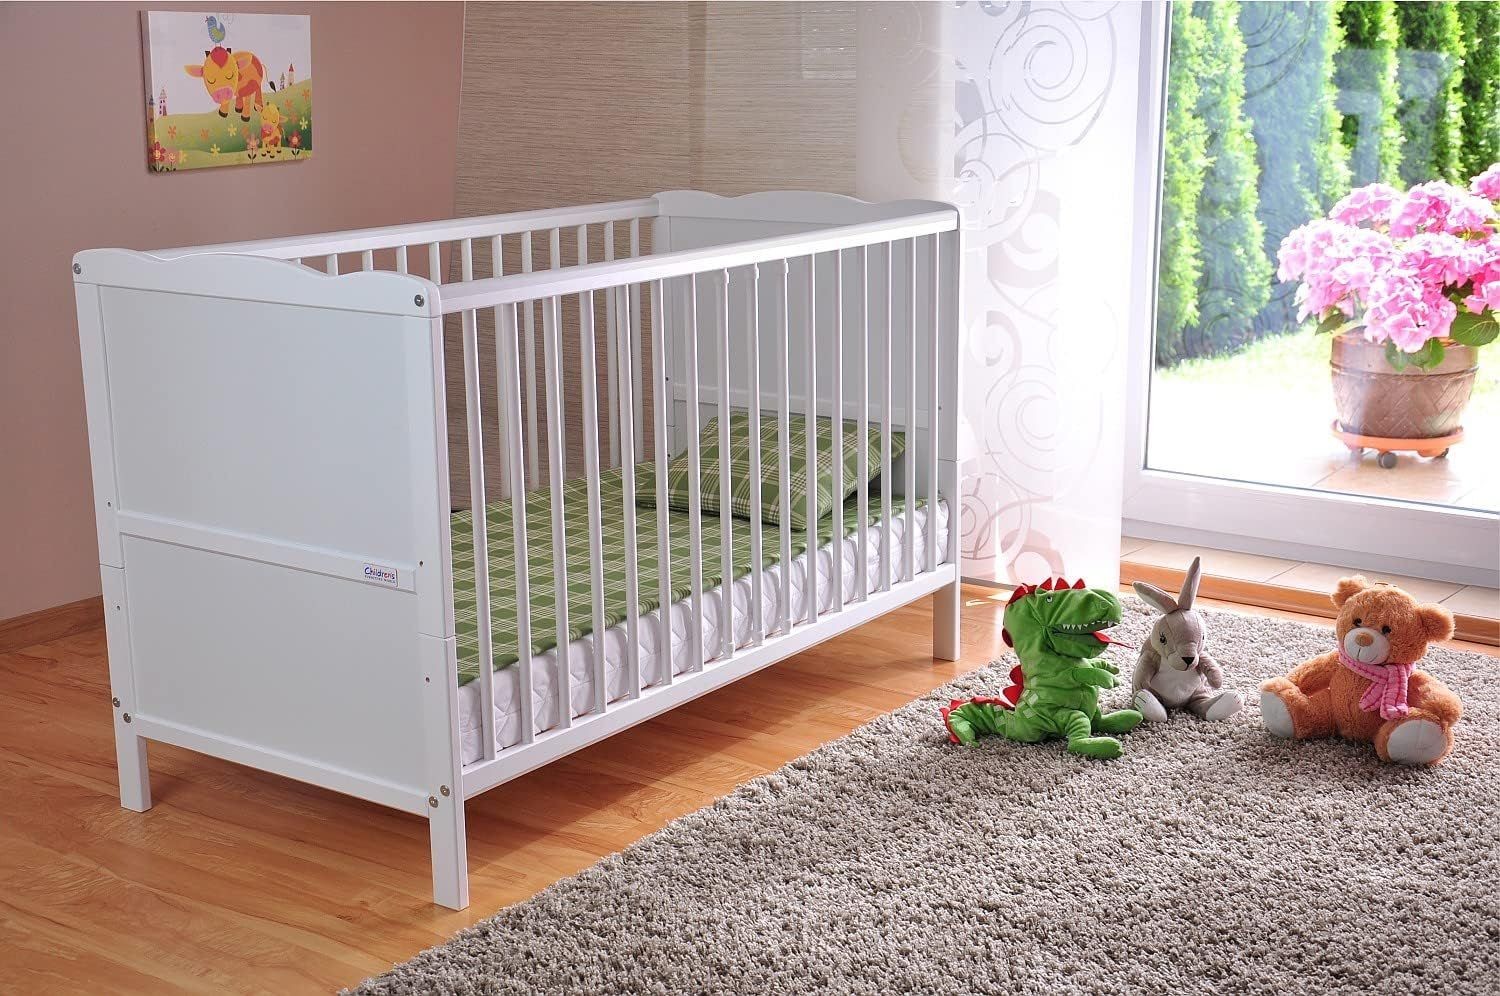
428;794;470;910
933;578;961;662
115;726;152;812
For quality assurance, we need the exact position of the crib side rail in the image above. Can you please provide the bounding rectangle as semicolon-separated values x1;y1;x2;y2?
455;209;962;797
149;196;659;263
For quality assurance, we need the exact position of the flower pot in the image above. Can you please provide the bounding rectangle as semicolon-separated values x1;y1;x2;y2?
1330;332;1477;439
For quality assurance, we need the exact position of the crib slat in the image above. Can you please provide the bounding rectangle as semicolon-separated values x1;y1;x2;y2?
604;222;619;467
803;255;818;625
325;254;339;276
577;287;608;718
775;260;793;634
715;270;734;661
522;233;540;483
927;234;940;572
361;250;375;272
881;242;894;593
427;242;440;285
745;265;765;646
905;238;919;581
683;274;706;672
498;303;535;746
542;296;572;729
649;278;674;682
460;261;496;761
491;236;510;500
856;245;870;601
395;245;408;275
630;219;645;455
617;285;642;697
829;250;844;613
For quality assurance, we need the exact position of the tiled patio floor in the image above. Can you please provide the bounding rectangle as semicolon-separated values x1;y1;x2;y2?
1146;378;1499;512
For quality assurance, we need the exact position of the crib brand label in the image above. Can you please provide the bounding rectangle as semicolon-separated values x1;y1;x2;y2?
362;562;399;587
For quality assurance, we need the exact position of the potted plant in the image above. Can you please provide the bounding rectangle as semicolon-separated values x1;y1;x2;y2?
1277;163;1500;465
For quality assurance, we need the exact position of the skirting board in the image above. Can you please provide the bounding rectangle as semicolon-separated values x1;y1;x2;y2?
1121;561;1499;648
0;596;105;654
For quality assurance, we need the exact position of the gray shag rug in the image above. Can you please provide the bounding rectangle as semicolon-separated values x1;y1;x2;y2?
354;599;1500;995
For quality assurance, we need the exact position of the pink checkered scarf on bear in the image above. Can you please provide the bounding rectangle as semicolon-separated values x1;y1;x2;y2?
1338;649;1413;721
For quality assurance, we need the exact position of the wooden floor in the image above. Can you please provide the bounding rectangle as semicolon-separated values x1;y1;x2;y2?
3;585;1495;994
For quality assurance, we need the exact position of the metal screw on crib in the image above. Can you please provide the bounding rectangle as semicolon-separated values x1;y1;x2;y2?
73;263;82;275
112;697;120;707
440;785;450;797
414;294;425;307
428;796;438;808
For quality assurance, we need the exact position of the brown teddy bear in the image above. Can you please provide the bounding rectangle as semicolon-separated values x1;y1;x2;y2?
1260;576;1462;766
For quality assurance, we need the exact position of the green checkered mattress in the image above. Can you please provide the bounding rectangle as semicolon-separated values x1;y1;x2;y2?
451;468;923;685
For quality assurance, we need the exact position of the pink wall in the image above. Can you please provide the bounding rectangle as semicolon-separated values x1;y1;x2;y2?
0;2;465;620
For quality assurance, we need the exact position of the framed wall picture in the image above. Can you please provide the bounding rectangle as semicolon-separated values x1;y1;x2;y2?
141;11;313;172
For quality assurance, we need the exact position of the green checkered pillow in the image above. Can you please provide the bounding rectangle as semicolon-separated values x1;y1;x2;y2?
643;412;905;530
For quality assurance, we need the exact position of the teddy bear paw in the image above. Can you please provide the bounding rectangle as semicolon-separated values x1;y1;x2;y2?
1384;719;1450;766
1260;690;1295;738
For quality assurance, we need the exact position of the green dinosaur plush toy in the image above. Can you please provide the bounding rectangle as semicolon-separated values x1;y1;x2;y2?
942;578;1143;759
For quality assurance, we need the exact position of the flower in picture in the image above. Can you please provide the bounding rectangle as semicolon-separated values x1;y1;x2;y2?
299;118;308;130
227;121;238;135
177;150;188;165
199;128;210;141
166;125;177;140
165;150;178;166
289;132;301;149
151;142;165;163
209;143;220;155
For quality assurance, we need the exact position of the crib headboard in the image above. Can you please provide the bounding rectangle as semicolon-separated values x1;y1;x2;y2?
73;249;459;814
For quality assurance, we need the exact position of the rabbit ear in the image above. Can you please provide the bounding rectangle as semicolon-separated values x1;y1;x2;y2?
1133;581;1178;614
1178;556;1202;611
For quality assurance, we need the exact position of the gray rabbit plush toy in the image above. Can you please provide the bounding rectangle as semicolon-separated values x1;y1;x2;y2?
1131;556;1242;722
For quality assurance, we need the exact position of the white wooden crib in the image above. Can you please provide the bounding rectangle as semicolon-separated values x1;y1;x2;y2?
73;190;962;909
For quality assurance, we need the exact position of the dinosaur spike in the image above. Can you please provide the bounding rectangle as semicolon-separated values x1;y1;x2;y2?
1073;578;1086;589
1002;628;1013;648
1039;578;1054;591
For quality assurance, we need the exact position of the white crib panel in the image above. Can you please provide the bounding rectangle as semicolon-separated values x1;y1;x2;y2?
122;535;431;809
98;289;428;563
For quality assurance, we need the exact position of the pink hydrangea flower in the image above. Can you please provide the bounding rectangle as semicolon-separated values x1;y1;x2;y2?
1278;169;1499;355
1472;162;1500;201
1388;181;1495;238
1329;183;1400;227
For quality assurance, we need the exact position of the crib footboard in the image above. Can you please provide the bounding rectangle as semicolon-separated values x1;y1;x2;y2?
73;250;472;908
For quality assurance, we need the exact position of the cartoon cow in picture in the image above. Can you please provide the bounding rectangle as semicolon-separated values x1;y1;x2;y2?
257;101;283;156
184;46;267;121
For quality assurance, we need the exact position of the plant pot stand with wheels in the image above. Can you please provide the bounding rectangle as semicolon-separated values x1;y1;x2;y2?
1332;420;1464;469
